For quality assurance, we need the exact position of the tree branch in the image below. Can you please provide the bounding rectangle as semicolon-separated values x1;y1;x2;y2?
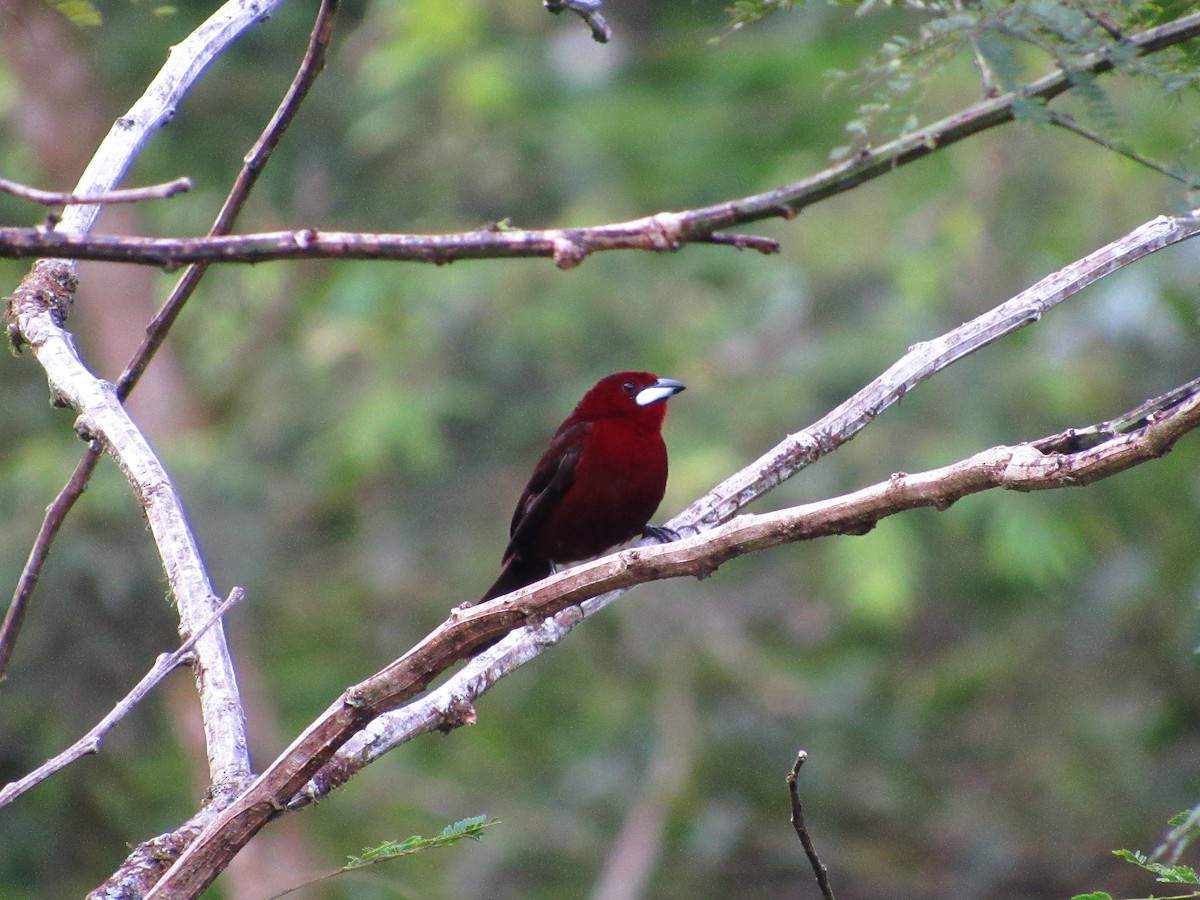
1;11;1197;270
0;587;245;809
0;175;192;207
788;751;836;900
6;260;251;794
674;208;1200;533
1;0;343;691
51;0;287;239
141;207;1200;896
1;0;293;798
150;380;1200;899
291;376;1200;807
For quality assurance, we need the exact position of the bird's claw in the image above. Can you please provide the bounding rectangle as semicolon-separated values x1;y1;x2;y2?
642;525;680;544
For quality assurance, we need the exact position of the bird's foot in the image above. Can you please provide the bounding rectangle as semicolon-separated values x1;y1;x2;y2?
642;524;680;544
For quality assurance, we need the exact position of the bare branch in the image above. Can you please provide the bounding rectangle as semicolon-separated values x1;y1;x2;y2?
675;208;1200;533
0;175;192;207
1;0;293;799
142;196;1200;893
147;378;1200;899
1049;111;1199;188
54;0;288;238
293;379;1200;807
0;446;101;681
1;0;343;693
544;0;611;44
0;588;245;809
117;0;341;402
1;11;1197;270
6;260;250;794
788;751;836;900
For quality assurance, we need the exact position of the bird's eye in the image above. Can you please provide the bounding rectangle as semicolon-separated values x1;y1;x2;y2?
622;381;636;395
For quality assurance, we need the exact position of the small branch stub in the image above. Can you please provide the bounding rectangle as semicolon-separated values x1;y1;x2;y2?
788;750;836;900
544;0;611;43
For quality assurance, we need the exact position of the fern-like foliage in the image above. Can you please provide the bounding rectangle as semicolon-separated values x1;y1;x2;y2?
345;815;498;867
726;1;1200;174
265;816;500;899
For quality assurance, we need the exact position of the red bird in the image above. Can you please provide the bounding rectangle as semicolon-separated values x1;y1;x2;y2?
481;371;686;601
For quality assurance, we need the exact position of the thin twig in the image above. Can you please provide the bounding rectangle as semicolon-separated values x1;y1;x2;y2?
0;446;101;681
116;0;341;401
1033;375;1200;452
788;751;835;900
1;11;1197;270
0;587;245;809
0;175;192;207
1049;111;1199;188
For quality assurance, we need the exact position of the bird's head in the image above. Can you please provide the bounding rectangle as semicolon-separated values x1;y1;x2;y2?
574;371;687;422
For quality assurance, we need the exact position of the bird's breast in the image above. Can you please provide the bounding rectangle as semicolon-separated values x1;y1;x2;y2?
533;423;668;564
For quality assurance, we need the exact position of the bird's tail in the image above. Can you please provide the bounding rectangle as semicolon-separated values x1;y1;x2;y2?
480;554;553;602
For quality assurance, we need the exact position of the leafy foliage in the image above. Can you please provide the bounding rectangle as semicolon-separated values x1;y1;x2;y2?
43;0;101;26
266;816;499;899
344;815;498;866
725;1;1200;166
1112;848;1200;884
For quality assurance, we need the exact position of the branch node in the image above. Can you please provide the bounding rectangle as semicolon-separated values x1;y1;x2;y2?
552;237;587;269
435;696;478;733
646;213;684;251
543;0;612;43
705;232;781;254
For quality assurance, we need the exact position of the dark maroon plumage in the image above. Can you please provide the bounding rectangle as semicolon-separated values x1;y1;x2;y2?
481;371;685;601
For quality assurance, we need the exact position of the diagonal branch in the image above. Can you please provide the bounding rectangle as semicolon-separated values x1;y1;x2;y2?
0;0;292;792
149;375;1200;900
293;379;1200;805
290;209;1200;804
0;587;245;809
0;11;1197;269
141;205;1200;897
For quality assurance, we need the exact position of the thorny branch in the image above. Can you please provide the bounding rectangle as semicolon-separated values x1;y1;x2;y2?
0;11;1198;270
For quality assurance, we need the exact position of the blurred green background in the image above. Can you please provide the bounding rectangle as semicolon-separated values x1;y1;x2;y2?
1;1;1199;898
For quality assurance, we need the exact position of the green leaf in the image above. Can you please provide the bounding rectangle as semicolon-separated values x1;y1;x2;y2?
44;0;101;26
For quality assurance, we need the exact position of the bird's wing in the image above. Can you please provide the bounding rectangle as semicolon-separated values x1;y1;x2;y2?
503;420;589;563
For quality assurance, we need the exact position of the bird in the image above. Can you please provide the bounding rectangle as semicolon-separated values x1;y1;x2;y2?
480;371;686;602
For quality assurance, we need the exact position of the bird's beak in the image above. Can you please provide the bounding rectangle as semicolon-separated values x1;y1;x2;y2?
634;377;687;407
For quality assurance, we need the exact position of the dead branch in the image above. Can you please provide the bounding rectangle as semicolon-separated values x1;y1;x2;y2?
0;175;192;207
0;11;1196;270
0;588;245;809
147;377;1200;899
